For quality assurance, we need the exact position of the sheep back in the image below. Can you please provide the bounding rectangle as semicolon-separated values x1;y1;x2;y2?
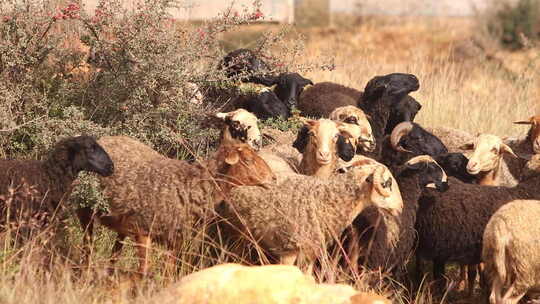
101;158;218;243
298;82;361;118
218;173;364;259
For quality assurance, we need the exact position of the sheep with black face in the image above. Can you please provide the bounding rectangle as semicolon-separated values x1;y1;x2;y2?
219;48;273;85
0;136;114;241
240;73;313;120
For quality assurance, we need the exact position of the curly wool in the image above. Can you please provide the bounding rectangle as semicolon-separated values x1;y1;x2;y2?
218;171;372;260
416;174;540;268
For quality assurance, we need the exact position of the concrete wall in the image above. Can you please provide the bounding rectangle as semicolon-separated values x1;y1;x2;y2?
333;0;492;17
82;0;295;23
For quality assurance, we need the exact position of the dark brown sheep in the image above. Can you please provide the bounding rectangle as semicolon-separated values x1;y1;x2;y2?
0;136;114;241
414;156;540;294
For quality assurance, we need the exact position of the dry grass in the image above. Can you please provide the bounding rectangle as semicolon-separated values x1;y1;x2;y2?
0;15;539;304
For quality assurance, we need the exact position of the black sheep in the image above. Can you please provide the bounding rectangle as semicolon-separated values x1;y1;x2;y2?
240;73;313;120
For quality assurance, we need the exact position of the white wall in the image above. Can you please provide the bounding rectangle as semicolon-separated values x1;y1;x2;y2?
81;0;295;23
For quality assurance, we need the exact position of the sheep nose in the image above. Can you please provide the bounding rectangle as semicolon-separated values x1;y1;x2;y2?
466;161;479;173
317;151;332;164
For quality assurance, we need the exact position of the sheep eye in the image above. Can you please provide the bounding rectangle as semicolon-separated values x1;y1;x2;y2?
491;147;499;154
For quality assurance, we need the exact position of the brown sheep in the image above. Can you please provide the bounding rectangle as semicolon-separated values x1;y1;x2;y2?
96;141;275;275
414;155;540;294
298;82;361;118
216;163;401;272
0;136;113;244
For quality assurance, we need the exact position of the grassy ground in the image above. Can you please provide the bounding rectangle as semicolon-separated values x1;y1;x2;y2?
0;15;539;304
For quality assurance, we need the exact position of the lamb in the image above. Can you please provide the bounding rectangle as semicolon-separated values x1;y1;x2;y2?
90;140;275;275
349;155;448;282
292;118;355;177
482;199;540;304
414;155;540;294
215;163;401;271
0;136;114;243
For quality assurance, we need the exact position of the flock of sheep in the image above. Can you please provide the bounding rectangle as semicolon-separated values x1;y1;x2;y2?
1;48;540;304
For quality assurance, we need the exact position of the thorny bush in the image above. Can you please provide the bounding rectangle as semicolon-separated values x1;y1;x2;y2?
0;1;325;219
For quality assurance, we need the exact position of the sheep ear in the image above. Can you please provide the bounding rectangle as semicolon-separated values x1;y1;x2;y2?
292;126;310;153
459;142;474;150
501;144;518;158
215;112;229;120
337;135;355;161
514;117;534;125
224;151;240;165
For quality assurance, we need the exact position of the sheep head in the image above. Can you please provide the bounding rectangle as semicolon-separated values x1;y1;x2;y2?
216;109;262;150
329;106;375;153
214;143;276;193
433;153;476;184
293;119;355;167
521;154;540;180
273;73;313;108
402;155;449;192
51;135;114;177
362;73;419;102
219;48;273;85
348;163;401;217
514;114;540;154
389;121;447;156
385;95;422;135
460;134;517;176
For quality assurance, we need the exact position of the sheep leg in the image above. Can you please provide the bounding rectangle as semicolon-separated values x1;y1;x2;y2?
76;207;95;264
500;283;526;304
280;252;298;266
467;264;477;296
134;234;152;277
489;276;504;304
108;233;126;274
433;259;447;292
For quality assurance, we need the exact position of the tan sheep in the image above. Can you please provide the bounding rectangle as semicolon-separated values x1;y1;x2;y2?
216;163;401;272
461;134;518;186
482;199;540;304
149;263;391;304
293;118;355;177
